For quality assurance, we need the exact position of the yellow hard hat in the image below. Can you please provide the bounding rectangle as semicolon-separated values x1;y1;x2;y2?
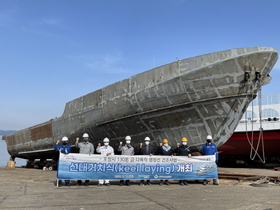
181;137;188;142
162;139;168;144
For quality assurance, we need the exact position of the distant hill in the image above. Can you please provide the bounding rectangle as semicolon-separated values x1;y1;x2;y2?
0;130;16;136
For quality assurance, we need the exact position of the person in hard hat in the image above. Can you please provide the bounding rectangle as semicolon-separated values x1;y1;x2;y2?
157;138;173;185
96;137;115;186
118;135;134;186
75;133;94;186
54;136;72;186
139;136;154;186
201;135;219;186
176;137;192;186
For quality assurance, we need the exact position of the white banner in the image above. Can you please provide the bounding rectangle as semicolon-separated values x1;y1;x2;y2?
57;153;218;180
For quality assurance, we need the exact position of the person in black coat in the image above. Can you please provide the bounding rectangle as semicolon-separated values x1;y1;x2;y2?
157;138;173;185
139;137;154;186
176;137;192;186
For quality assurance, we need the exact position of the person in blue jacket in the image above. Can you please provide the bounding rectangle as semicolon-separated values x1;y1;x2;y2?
201;135;219;186
54;136;71;186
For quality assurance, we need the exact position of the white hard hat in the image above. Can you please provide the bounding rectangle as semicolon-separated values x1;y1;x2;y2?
206;135;212;140
103;137;109;142
62;136;68;141
125;135;131;140
83;133;89;138
144;137;150;141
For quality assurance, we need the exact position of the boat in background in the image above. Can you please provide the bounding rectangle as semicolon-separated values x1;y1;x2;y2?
219;93;280;163
2;47;278;163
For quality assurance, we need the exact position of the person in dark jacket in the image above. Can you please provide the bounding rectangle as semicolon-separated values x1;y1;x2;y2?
157;138;173;185
139;137;154;186
176;137;192;186
54;136;71;186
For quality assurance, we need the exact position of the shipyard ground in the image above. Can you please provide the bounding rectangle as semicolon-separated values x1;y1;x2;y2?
0;167;280;210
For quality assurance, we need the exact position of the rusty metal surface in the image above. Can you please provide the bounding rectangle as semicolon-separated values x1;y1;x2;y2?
30;123;52;141
2;47;278;160
218;167;280;186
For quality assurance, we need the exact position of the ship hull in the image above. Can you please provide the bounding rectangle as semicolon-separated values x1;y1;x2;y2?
219;130;280;156
219;95;280;157
2;47;278;160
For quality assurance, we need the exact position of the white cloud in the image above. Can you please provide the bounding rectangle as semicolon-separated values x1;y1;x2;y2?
85;52;130;74
26;16;68;31
20;16;68;36
41;18;61;26
37;17;67;29
0;4;18;27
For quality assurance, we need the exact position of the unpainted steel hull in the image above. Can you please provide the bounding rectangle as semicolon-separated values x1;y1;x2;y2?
2;47;278;160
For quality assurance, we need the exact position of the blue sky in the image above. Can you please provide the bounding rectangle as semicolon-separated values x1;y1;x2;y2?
1;0;280;131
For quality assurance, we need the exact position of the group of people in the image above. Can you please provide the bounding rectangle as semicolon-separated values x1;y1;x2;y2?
54;133;219;187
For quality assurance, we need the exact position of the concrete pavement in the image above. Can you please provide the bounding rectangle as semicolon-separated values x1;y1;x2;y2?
0;167;280;210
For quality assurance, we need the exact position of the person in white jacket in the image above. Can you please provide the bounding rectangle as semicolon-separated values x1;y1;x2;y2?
96;137;114;186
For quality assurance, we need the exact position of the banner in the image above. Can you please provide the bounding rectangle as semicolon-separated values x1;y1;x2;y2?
57;153;218;180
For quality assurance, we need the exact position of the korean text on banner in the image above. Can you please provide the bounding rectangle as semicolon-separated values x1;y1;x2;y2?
57;153;218;180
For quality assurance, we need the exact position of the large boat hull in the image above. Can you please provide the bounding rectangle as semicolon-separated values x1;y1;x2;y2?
2;47;278;160
219;93;280;157
219;130;280;156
